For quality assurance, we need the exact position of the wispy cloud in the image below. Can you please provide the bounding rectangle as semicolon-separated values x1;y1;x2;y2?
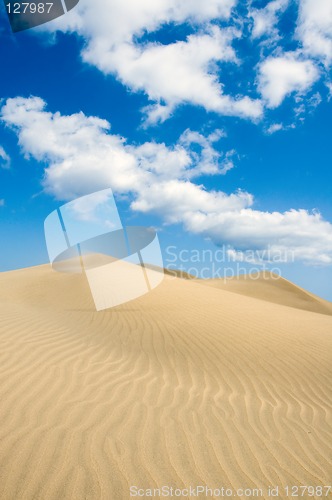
0;146;10;169
265;123;284;134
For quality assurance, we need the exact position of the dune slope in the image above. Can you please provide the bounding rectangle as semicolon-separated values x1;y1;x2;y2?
194;272;332;316
0;264;331;499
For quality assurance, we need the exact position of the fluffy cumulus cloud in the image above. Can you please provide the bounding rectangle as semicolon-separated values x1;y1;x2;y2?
1;96;234;199
31;0;332;123
297;0;332;64
40;0;264;123
2;96;332;265
258;53;319;108
108;27;263;124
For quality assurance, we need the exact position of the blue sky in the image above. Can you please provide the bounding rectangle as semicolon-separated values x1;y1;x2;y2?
0;0;332;300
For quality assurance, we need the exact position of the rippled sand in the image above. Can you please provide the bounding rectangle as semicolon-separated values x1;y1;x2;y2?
0;265;331;499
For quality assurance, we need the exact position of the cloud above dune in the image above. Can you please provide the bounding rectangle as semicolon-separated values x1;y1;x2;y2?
2;96;332;265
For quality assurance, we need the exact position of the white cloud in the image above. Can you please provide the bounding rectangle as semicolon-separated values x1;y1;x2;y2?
0;146;10;168
327;81;332;100
181;207;332;265
81;26;263;124
131;182;252;222
133;184;332;265
258;52;319;107
0;96;230;198
2;96;332;265
0;199;4;207
294;91;322;117
297;0;332;64
265;123;283;134
49;0;237;45
39;0;263;123
16;0;330;125
250;0;290;40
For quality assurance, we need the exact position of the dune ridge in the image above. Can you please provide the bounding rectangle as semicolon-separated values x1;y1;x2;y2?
0;264;331;499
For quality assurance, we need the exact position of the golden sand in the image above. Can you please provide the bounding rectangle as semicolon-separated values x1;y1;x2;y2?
0;265;331;499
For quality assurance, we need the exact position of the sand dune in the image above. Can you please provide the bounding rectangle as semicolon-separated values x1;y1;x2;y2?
194;272;332;316
0;264;331;499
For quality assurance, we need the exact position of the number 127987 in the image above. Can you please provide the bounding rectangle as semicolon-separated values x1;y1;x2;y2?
6;3;54;14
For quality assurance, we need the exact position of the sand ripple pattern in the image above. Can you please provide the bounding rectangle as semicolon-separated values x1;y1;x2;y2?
0;266;331;499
